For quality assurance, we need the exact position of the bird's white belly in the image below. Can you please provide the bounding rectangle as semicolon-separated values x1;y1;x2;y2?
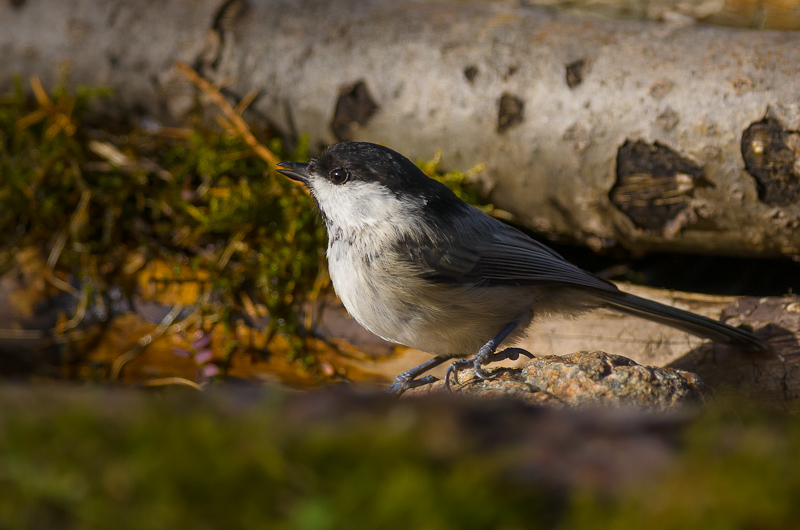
327;240;535;356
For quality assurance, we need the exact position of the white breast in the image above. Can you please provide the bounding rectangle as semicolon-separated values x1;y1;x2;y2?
317;179;426;339
314;178;540;357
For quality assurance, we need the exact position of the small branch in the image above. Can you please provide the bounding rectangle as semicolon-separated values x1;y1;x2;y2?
175;62;280;167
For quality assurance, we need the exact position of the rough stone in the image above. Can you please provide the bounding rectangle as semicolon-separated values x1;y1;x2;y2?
405;350;706;411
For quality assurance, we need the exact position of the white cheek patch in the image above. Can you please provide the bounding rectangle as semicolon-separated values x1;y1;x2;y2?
311;180;418;234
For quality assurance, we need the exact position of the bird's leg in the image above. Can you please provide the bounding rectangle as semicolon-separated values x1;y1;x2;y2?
470;322;520;380
445;322;524;390
385;355;449;396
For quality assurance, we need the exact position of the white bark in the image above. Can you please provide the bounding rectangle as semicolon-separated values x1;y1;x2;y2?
2;0;800;256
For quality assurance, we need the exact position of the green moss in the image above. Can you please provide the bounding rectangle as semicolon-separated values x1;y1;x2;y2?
1;389;799;530
0;79;326;368
0;388;555;530
417;150;492;212
569;400;800;530
1;80;495;378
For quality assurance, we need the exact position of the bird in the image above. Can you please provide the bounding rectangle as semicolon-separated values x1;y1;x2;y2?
276;142;767;394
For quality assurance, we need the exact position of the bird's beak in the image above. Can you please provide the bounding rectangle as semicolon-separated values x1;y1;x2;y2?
276;162;310;184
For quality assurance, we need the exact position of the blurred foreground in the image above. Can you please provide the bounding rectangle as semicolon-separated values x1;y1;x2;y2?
1;384;798;529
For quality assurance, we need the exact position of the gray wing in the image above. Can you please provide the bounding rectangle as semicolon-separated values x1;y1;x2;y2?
415;216;618;293
403;211;769;352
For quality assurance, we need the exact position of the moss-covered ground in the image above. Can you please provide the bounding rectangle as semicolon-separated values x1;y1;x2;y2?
1;386;799;530
0;75;488;386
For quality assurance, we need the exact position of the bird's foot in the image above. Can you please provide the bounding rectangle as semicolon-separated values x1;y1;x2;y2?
385;375;439;396
444;359;475;391
445;347;534;391
489;347;535;365
384;356;449;396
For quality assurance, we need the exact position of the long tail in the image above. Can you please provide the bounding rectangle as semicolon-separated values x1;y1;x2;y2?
589;290;768;351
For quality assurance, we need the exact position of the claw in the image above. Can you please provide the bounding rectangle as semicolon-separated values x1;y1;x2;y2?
384;356;448;396
473;358;490;379
444;359;473;391
387;323;533;395
386;375;439;396
495;348;534;363
444;347;535;392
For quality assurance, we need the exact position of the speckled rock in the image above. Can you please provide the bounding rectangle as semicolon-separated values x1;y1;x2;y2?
405;350;706;411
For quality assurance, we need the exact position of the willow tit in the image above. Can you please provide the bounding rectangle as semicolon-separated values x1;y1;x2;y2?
277;142;767;394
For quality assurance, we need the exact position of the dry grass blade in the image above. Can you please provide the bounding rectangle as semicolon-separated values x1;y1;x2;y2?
110;304;185;380
16;75;77;137
141;377;204;391
174;62;283;168
47;190;92;335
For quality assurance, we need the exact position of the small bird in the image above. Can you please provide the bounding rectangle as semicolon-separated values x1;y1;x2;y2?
277;142;767;394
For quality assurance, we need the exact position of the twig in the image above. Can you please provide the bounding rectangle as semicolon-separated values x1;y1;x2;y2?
174;62;281;167
47;190;91;334
16;75;77;137
141;377;204;391
110;303;184;380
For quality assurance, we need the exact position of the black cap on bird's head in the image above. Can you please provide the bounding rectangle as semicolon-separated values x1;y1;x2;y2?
277;142;459;199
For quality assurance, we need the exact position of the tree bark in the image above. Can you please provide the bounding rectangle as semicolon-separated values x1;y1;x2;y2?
3;0;800;256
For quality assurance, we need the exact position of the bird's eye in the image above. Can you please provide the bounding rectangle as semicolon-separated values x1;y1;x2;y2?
330;168;350;184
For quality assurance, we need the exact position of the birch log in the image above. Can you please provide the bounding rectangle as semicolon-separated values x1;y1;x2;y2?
2;0;800;257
